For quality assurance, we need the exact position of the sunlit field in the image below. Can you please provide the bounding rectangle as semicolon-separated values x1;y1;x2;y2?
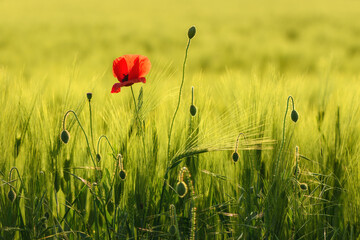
1;0;360;239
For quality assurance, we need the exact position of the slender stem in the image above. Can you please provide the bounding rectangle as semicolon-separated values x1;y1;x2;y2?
234;132;246;152
168;39;191;160
63;110;96;168
191;86;194;105
97;135;117;160
275;96;294;175
293;146;299;240
130;86;138;113
89;100;96;156
158;37;192;229
8;167;25;192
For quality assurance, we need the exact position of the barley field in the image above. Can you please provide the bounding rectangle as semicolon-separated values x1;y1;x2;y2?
1;0;360;239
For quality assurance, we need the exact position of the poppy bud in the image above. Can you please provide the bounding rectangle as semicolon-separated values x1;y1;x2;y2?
169;225;177;236
96;153;101;162
87;92;92;101
190;105;197;116
176;181;188;198
188;26;196;39
8;189;16;202
291;110;299;123
45;212;50;219
107;200;114;213
232;152;239;163
119;169;126;180
299;183;308;191
60;130;70;144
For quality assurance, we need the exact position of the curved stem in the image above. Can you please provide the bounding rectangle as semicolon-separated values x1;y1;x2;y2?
234;132;246;152
168;39;191;160
9;167;25;191
63;110;96;168
275;96;294;175
97;135;117;160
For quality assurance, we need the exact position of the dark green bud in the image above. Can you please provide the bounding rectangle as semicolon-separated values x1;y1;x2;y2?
96;153;101;162
60;130;70;144
119;170;126;180
169;225;177;236
190;105;197;116
8;189;16;202
299;183;308;191
291;110;299;123
188;26;196;39
87;92;92;101
107;200;114;213
44;212;50;219
176;181;188;198
232;152;239;163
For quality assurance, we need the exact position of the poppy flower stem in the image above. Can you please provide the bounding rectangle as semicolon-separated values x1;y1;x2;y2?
62;110;96;168
130;86;138;112
275;96;296;175
96;135;117;160
88;98;97;157
168;38;191;161
158;37;193;226
8;167;25;191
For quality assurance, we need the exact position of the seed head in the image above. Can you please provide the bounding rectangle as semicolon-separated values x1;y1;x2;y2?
169;225;177;236
119;169;126;181
190;105;197;116
96;153;101;162
176;181;188;198
8;189;16;202
60;130;70;144
87;92;93;101
232;152;239;163
188;26;196;39
291;110;299;123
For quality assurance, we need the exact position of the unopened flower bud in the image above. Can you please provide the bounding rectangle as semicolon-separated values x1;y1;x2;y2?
291;110;299;123
232;152;239;163
176;181;188;198
107;200;114;213
87;93;93;101
169;225;176;236
299;183;308;191
188;26;196;39
96;154;101;162
60;130;70;144
8;189;16;202
119;169;126;180
190;105;197;116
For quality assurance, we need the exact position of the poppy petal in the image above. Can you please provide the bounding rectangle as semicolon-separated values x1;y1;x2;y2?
113;57;128;81
128;56;140;80
111;83;122;93
138;55;151;78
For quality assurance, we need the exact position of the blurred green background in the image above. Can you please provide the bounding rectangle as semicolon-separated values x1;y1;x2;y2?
1;0;360;87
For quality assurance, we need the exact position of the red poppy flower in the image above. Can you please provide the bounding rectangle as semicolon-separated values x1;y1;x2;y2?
111;54;151;93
